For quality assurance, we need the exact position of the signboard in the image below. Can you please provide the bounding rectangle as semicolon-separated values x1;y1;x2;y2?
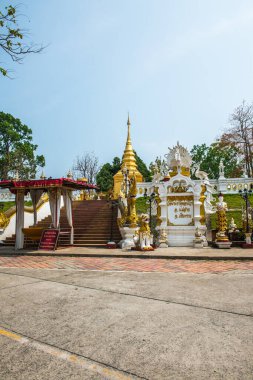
38;229;59;251
167;195;194;226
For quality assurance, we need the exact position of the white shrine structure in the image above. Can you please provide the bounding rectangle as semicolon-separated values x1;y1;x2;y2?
121;137;252;247
155;144;207;246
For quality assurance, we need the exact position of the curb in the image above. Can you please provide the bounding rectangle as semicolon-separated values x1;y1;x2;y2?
0;253;253;261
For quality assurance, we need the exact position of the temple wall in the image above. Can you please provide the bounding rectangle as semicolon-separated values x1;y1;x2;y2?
0;200;51;243
136;177;253;197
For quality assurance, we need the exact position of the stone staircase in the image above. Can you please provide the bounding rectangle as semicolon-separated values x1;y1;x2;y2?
3;200;122;248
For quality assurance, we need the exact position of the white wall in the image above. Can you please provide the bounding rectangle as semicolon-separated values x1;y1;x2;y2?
0;200;51;242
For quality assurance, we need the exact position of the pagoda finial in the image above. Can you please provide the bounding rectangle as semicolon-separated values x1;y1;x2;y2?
127;113;131;142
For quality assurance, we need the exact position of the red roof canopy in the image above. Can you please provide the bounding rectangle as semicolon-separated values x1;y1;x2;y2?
0;178;98;193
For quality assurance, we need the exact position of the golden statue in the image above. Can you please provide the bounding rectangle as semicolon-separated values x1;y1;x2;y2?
133;214;153;250
199;184;206;225
154;186;162;226
127;174;137;227
0;211;10;230
215;193;229;242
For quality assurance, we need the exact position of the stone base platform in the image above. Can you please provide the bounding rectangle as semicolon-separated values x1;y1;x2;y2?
215;241;232;249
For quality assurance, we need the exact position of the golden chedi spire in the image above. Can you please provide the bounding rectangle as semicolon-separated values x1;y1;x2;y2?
121;114;138;172
113;115;143;198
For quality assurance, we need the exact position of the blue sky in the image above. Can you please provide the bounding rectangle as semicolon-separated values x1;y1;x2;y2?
1;0;253;178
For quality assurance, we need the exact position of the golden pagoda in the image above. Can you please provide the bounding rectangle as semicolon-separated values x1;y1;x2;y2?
113;115;143;198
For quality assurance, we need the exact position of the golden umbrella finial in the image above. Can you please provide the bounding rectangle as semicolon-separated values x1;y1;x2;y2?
127;112;131;126
127;113;131;143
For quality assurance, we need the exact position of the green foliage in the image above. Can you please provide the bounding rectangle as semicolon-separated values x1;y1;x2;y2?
0;112;45;179
222;194;252;209
191;142;242;179
96;151;151;192
136;197;149;214
0;200;32;212
111;157;121;175
134;151;152;181
210;194;253;229
96;157;121;192
0;201;15;212
212;194;250;209
0;4;44;77
210;210;243;229
0;67;7;76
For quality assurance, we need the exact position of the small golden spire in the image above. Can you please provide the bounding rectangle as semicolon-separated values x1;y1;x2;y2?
127;113;131;142
113;114;143;198
121;114;137;172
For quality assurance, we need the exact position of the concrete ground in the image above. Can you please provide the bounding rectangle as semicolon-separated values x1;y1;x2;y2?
0;265;252;379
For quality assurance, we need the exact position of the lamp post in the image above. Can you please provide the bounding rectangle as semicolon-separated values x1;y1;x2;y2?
239;188;252;243
144;189;156;228
107;200;118;248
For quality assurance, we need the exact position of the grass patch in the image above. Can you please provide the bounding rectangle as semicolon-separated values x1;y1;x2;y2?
136;197;149;214
0;201;15;212
210;194;252;229
210;210;243;229
0;201;33;213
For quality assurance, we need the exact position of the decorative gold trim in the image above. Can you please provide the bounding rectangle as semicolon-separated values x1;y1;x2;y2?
167;195;193;202
155;187;162;226
167;219;194;226
199;184;206;225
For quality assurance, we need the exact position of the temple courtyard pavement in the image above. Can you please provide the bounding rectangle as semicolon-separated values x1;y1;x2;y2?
0;247;253;379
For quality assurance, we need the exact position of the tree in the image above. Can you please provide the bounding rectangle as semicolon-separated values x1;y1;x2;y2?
0;4;45;77
111;156;121;175
134;151;152;181
96;163;114;192
96;151;151;192
221;100;253;177
190;142;242;179
72;152;99;184
96;157;121;192
0;112;45;179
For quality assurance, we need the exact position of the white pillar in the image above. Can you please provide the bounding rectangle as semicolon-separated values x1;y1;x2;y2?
193;194;201;226
63;189;74;245
15;189;25;250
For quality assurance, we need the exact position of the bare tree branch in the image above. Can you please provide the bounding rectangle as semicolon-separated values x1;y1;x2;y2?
72;153;99;184
221;100;253;176
0;4;46;77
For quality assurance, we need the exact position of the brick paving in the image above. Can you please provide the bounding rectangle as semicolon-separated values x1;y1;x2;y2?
0;256;253;273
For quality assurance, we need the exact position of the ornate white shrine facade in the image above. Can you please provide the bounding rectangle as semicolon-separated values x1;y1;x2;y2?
156;173;206;246
134;142;253;247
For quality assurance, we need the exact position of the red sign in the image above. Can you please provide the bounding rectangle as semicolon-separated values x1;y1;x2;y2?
38;229;59;251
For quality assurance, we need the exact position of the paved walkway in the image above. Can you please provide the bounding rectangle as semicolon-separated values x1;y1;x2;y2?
1;245;253;259
0;255;253;273
0;267;253;379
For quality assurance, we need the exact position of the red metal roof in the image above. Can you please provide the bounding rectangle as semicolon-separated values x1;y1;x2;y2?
0;178;98;192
